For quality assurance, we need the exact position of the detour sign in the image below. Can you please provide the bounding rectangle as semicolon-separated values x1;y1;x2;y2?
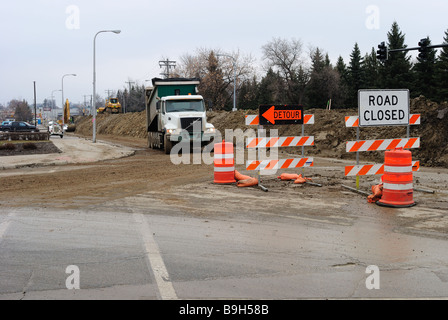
259;105;304;125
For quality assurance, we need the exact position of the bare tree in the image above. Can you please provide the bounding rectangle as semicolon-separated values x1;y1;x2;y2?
262;37;305;81
176;47;256;109
261;37;308;103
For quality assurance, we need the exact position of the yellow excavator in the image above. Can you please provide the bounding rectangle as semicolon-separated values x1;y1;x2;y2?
98;98;121;114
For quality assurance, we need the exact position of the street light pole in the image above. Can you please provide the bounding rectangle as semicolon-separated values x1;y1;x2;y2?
93;29;121;143
217;54;237;112
62;74;76;126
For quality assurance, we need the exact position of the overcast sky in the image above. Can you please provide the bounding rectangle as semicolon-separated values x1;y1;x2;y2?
1;0;447;107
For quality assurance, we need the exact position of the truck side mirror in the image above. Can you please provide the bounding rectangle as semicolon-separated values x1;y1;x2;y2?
156;101;160;111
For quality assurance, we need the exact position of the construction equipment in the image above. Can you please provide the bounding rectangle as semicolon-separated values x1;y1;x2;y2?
98;98;121;114
145;77;216;154
64;99;70;125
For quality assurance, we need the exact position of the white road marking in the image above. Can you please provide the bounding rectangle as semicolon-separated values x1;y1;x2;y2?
0;210;17;242
132;212;177;300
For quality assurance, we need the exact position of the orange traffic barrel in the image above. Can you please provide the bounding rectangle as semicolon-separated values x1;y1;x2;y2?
377;148;416;208
214;140;236;184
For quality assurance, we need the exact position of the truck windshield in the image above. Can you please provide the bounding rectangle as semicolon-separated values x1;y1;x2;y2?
166;100;204;113
110;99;118;103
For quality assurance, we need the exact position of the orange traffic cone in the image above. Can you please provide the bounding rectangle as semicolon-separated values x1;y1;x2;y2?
367;184;383;203
293;174;313;184
278;173;301;181
237;177;259;188
235;170;252;181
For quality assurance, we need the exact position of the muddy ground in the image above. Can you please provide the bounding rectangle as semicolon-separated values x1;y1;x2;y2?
0;96;447;238
0;132;447;240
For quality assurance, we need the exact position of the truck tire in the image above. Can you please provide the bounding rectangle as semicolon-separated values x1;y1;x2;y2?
164;134;172;154
148;133;155;149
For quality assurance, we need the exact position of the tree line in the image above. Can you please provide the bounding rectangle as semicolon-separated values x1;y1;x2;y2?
174;21;448;111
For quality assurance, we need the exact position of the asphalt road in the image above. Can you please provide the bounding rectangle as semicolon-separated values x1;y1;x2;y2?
0;134;447;300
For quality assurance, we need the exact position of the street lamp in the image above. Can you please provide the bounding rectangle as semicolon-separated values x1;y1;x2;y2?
217;54;237;112
62;74;76;126
93;29;121;143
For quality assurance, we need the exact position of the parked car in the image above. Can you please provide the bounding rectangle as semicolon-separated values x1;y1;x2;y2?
1;121;12;126
48;122;64;138
0;121;40;132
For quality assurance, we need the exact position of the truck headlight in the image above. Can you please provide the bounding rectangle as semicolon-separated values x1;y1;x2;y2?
167;129;176;134
206;127;216;133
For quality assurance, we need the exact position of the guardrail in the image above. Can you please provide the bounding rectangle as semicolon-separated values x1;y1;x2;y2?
0;132;50;141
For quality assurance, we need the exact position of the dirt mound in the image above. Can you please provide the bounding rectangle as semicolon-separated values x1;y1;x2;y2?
74;112;147;139
73;97;448;168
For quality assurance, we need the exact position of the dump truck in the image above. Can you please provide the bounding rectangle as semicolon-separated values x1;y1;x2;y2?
145;77;216;154
98;98;121;114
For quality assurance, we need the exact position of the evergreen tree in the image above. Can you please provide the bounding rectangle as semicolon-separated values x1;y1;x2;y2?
362;47;380;89
335;56;350;107
257;68;284;105
412;37;437;99
237;76;259;110
347;43;364;108
306;48;340;108
435;29;448;102
199;51;229;110
380;21;413;89
310;47;325;73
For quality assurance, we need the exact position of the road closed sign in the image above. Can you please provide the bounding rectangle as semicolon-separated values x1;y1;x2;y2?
358;89;410;127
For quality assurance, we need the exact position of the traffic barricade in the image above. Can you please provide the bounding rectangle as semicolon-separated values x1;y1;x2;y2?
213;140;236;184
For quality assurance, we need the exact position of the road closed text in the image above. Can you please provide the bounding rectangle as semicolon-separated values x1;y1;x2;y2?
363;108;406;122
358;90;409;127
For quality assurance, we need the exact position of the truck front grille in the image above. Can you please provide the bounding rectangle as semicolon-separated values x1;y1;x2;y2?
181;118;202;134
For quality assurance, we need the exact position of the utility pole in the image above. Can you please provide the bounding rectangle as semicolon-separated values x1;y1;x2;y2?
125;80;135;93
33;81;37;126
105;89;112;99
159;59;176;78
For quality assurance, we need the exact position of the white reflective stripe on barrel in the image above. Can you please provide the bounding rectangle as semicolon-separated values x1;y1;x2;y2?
384;166;412;173
214;153;234;159
383;183;413;190
214;166;235;172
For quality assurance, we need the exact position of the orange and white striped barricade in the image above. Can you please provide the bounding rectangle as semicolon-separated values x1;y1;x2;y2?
345;161;420;176
344;108;421;198
246;158;314;171
213;140;236;184
244;107;316;191
345;114;421;128
377;148;416;208
346;137;420;153
246;136;314;149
